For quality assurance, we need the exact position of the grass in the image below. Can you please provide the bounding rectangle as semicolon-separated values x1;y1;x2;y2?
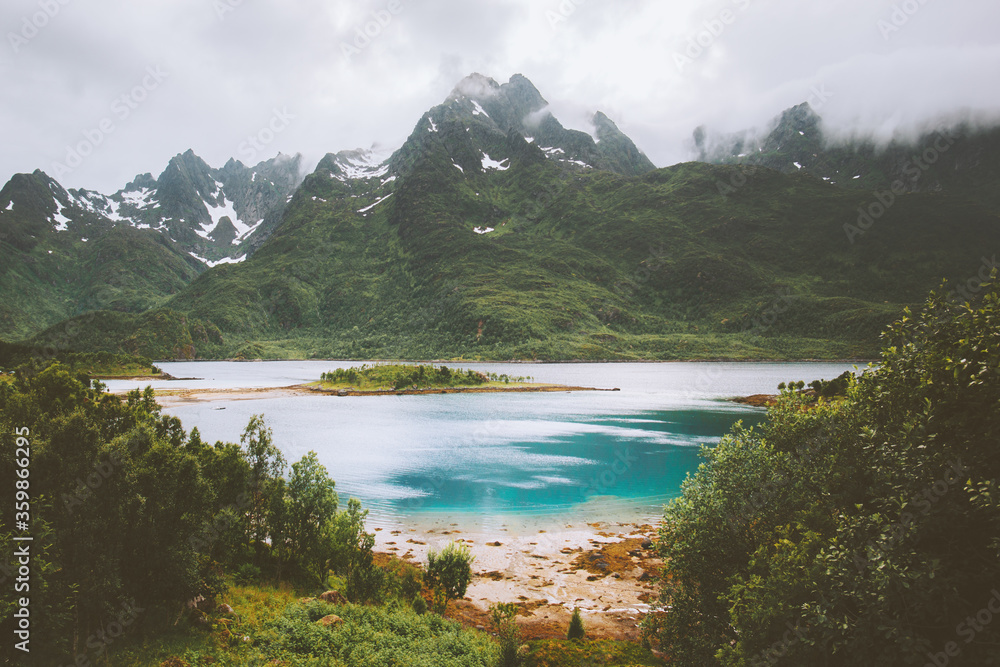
103;582;498;667
100;581;668;667
102;582;301;666
525;639;666;666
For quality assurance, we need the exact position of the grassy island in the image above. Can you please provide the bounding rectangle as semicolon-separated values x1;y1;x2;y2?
313;363;536;392
308;363;614;396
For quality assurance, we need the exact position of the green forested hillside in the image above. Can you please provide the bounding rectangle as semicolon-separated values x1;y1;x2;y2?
12;75;1000;361
32;149;999;361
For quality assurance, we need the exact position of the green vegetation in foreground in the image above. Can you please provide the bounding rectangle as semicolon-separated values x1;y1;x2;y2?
649;274;1000;665
0;359;652;667
526;639;664;666
316;363;533;391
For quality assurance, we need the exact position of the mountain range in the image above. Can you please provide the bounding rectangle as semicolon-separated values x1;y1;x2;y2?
2;73;998;361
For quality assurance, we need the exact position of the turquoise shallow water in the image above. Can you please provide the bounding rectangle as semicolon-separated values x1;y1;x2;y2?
104;361;861;528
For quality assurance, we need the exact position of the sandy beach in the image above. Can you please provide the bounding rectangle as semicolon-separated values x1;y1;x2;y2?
129;382;614;408
370;517;663;640
135;380;667;639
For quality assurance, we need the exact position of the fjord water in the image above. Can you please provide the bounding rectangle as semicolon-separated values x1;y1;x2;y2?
105;362;861;529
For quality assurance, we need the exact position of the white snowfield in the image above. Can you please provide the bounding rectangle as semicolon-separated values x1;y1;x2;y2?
481;152;510;171
188;251;247;267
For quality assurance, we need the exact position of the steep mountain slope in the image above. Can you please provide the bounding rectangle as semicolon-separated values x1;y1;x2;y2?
695;103;1000;207
32;75;1000;361
73;150;304;263
0;171;204;339
0;152;302;339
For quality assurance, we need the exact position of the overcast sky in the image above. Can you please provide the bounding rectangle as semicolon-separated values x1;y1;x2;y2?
2;0;999;193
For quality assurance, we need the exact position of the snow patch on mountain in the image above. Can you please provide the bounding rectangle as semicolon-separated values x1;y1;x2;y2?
357;192;393;215
334;146;395;180
121;187;155;208
52;199;70;231
5;201;12;211
233;219;264;245
481;152;510;171
473;226;494;235
188;251;247;267
197;195;240;240
471;100;489;118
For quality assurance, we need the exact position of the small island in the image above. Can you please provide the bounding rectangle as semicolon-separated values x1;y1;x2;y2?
307;363;615;396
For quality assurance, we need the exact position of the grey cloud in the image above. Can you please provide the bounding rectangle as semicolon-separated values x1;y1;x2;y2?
0;0;997;192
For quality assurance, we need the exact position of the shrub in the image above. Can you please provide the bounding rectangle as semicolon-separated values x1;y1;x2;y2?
490;602;524;666
234;562;262;585
426;542;474;613
567;607;586;640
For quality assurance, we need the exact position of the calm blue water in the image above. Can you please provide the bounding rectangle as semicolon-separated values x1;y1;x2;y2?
104;361;862;528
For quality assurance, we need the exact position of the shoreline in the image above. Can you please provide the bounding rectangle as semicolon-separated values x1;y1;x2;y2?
369;517;663;641
116;382;616;406
303;383;618;397
149;357;877;365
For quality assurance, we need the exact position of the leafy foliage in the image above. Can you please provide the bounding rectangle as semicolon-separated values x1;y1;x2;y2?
651;273;1000;665
426;541;474;613
0;365;381;665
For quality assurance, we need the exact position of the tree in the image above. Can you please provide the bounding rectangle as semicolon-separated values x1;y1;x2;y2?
241;414;285;559
426;541;474;613
284;451;337;582
567;607;586;640
651;274;1000;665
332;498;383;603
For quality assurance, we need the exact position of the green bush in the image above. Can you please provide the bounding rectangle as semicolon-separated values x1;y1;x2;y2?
651;274;1000;665
234;562;262;585
426;541;474;613
567;607;586;640
490;602;524;667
